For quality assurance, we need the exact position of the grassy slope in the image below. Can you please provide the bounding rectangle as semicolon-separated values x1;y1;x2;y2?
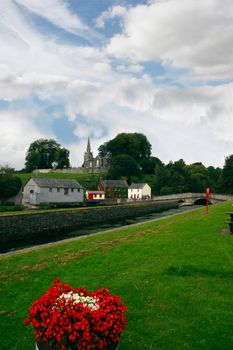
17;172;102;189
0;202;233;350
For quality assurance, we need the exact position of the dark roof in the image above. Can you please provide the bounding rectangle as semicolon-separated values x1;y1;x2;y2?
102;179;129;188
129;183;148;189
31;177;82;189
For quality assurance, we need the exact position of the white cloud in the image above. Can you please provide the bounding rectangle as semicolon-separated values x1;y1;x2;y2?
0;110;47;169
15;0;91;38
0;0;232;170
107;0;233;80
96;5;127;28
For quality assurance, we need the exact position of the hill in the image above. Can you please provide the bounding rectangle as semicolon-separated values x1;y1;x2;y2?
16;171;103;190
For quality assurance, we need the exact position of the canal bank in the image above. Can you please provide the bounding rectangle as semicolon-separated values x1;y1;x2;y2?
0;200;179;252
0;205;202;257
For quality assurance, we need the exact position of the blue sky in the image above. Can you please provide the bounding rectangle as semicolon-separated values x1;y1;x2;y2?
0;0;233;169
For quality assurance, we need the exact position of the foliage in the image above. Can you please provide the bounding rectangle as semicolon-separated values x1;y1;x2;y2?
99;133;151;163
1;202;233;349
220;154;233;194
25;139;70;172
55;148;70;169
98;132;223;194
0;166;22;202
98;133;152;182
107;154;141;181
25;279;127;350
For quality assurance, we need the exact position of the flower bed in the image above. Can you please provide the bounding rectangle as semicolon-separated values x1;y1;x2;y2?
25;279;128;350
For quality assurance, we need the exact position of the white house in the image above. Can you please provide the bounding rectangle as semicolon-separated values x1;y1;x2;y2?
128;183;151;200
23;177;83;205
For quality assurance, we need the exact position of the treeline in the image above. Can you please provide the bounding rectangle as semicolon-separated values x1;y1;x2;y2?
1;133;232;205
98;133;233;195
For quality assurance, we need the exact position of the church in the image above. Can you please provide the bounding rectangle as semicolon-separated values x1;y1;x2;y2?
82;138;109;172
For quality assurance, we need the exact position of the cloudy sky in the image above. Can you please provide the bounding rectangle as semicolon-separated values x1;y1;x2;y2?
0;0;233;170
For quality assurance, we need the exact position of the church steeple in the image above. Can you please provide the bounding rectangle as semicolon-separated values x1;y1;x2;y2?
86;137;91;153
82;137;94;168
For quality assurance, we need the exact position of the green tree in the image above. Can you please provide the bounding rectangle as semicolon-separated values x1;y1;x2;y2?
186;162;208;192
207;166;222;192
99;133;152;165
220;154;233;194
55;148;70;169
107;154;141;182
99;133;152;181
0;166;22;203
25;139;70;172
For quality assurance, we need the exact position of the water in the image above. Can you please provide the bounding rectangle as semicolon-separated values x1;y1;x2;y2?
68;205;201;238
1;205;202;254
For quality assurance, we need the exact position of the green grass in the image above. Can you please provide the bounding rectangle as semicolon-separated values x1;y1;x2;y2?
16;171;102;189
0;202;233;350
0;205;23;212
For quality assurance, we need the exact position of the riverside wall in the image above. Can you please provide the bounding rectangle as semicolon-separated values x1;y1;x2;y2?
0;201;178;251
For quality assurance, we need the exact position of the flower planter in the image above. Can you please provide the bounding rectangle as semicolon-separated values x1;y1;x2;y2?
35;341;119;350
26;279;127;350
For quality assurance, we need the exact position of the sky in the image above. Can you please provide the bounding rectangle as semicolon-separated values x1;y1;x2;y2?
0;0;233;170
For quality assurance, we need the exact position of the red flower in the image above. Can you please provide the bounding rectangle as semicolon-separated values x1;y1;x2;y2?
25;279;128;350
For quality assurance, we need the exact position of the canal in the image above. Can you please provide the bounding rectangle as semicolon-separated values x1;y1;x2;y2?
1;205;202;255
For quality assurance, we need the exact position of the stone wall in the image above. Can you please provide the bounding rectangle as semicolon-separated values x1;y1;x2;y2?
0;200;178;251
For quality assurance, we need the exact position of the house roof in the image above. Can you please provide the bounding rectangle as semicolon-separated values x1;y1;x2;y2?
129;183;148;189
86;190;105;194
30;177;83;189
102;179;129;188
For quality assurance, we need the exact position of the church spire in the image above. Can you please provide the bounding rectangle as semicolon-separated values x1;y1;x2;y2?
86;137;91;153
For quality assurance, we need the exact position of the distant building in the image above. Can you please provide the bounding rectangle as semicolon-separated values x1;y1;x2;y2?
82;138;109;172
23;177;83;205
86;190;105;201
33;138;109;174
128;183;151;200
98;178;129;199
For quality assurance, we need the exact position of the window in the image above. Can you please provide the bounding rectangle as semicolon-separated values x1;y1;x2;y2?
49;188;52;192
57;188;60;192
64;188;68;195
30;190;34;194
71;188;74;192
78;188;80;192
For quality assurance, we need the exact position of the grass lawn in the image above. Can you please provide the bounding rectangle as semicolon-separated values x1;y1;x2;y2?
16;172;102;190
0;201;233;350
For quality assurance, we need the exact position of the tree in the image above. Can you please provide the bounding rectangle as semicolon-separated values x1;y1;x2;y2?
107;154;141;182
98;133;152;165
220;154;233;194
141;156;163;174
55;148;70;169
207;166;222;192
25;139;70;172
186;162;208;192
98;133;152;181
0;166;22;203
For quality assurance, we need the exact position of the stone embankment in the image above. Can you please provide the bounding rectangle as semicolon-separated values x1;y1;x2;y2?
0;200;178;251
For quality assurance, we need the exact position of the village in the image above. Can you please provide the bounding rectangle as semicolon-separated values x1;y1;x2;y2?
1;1;233;349
3;138;151;208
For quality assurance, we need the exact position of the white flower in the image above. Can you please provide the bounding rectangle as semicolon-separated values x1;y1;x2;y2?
58;292;99;311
